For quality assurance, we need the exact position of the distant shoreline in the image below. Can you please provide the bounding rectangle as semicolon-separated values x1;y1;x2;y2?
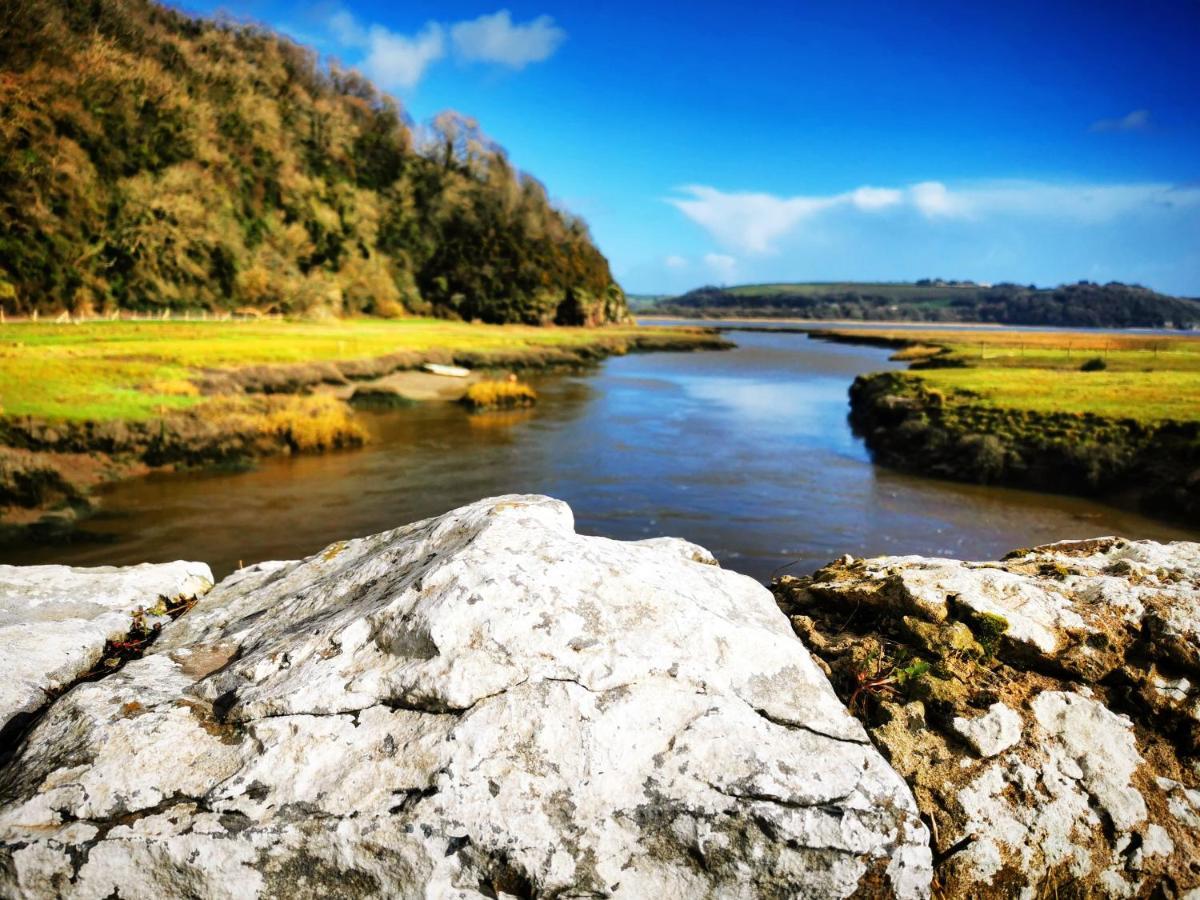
638;315;1200;336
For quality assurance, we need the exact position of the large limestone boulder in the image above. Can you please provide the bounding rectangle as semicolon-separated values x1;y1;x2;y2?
0;561;214;741
775;537;1200;897
0;496;931;899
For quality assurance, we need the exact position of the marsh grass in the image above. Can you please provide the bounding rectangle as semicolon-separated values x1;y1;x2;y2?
462;380;538;410
191;395;367;452
828;327;1200;423
0;319;702;422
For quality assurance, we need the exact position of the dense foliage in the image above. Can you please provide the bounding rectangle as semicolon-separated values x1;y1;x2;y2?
657;281;1200;328
0;0;628;324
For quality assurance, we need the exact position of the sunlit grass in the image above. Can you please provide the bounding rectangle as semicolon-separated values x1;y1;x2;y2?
0;318;698;421
822;326;1200;423
915;368;1200;423
462;379;538;409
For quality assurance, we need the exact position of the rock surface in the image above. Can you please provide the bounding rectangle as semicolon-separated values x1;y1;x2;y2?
775;536;1200;897
0;496;931;899
0;561;214;740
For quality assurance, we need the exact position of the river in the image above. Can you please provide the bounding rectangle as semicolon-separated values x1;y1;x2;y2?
4;328;1195;581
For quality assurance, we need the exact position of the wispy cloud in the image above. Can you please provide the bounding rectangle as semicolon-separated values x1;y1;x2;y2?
663;255;688;269
451;10;566;69
669;180;1200;253
327;8;564;90
1090;109;1151;133
667;186;838;254
704;253;738;282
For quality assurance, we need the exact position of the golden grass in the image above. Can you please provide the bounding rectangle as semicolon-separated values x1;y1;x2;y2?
462;379;538;409
146;379;201;397
262;395;367;451
191;395;367;452
0;318;708;422
889;344;944;361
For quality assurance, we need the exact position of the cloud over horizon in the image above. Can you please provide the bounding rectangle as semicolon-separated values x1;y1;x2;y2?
668;180;1200;255
327;8;565;90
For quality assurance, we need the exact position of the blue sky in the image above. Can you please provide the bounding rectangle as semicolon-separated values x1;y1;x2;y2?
183;0;1200;296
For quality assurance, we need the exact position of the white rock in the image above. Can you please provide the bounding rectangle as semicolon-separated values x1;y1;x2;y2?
1030;691;1146;832
0;561;214;736
951;702;1022;758
952;690;1152;891
810;537;1200;678
0;495;932;899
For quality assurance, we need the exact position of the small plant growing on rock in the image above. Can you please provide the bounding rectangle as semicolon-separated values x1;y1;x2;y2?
83;593;201;677
847;649;931;713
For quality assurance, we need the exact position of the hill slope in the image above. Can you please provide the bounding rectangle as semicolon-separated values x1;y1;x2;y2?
0;0;627;325
654;281;1200;328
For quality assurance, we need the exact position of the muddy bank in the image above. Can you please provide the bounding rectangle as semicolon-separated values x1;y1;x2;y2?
194;330;731;395
0;330;730;540
848;371;1200;523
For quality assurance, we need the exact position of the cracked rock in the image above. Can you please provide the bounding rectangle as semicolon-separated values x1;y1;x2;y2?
0;495;931;899
0;561;214;738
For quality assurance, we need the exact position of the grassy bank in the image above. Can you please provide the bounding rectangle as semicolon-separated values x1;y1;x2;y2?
816;327;1200;422
0;318;727;533
823;327;1200;521
0;318;724;422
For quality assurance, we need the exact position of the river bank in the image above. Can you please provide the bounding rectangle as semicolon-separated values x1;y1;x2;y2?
808;326;1200;523
0;319;729;540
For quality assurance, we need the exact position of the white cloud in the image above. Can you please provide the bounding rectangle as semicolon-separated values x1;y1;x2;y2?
910;181;962;218
850;186;903;211
664;255;688;269
668;185;837;254
670;180;1200;253
327;8;564;89
704;253;737;282
327;11;445;89
1090;109;1151;133
363;24;445;90
329;10;367;46
451;10;565;68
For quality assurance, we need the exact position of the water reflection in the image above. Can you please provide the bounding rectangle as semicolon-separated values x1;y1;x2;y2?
3;329;1195;581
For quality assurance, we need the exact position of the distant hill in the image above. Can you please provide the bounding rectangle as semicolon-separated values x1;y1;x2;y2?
0;0;627;325
649;281;1200;329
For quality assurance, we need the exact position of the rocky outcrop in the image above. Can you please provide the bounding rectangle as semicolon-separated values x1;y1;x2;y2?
0;496;931;899
0;561;213;745
774;536;1200;897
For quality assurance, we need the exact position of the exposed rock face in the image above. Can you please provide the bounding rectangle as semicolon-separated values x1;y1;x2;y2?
0;561;214;740
774;536;1200;898
0;496;931;899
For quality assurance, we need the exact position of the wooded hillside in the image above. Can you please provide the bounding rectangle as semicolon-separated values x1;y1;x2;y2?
655;281;1200;328
0;0;628;324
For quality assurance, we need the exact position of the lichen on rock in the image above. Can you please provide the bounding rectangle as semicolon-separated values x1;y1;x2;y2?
773;536;1200;897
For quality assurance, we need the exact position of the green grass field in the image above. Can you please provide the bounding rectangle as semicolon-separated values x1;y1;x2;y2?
827;327;1200;423
0;318;702;422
